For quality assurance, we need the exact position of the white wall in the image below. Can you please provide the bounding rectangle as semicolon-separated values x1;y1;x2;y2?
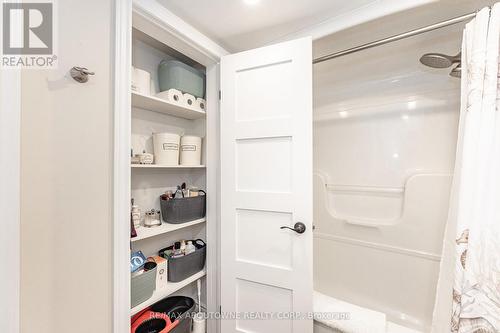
20;1;113;332
312;20;462;331
0;65;21;333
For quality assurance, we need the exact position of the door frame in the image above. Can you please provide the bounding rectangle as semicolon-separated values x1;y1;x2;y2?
113;1;228;332
0;69;21;333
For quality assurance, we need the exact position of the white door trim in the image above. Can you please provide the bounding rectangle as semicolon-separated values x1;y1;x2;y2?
113;1;133;333
0;69;21;333
113;1;228;332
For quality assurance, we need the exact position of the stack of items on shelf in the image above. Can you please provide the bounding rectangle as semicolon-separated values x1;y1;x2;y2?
156;60;206;112
131;59;206;112
160;183;206;225
130;197;163;236
130;133;202;167
131;182;206;237
130;239;206;309
159;239;206;282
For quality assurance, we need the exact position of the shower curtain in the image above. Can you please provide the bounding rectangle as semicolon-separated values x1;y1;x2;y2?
432;5;500;333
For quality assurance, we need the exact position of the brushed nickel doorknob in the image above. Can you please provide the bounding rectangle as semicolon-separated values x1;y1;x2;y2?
280;222;306;234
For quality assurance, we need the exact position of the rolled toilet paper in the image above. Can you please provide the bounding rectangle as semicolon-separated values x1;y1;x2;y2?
156;89;182;103
194;98;206;111
182;93;196;108
192;312;206;333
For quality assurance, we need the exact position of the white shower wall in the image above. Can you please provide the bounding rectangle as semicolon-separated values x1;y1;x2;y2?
313;24;462;331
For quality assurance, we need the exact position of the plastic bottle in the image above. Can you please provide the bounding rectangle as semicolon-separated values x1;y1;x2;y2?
185;241;196;255
180;240;187;254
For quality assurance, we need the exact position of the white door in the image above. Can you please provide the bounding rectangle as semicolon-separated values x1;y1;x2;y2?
220;37;313;333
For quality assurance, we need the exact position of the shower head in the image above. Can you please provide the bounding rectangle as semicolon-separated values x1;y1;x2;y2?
450;63;462;78
420;53;461;68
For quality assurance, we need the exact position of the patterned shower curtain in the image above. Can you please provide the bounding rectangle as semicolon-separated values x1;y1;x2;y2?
432;5;500;333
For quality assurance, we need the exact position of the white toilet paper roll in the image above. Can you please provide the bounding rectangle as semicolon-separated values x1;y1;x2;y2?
182;93;196;108
194;98;206;111
192;313;206;333
155;89;182;104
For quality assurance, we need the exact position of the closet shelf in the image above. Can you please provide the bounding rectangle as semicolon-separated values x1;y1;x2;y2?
131;164;206;169
131;270;206;315
132;91;206;120
131;218;206;242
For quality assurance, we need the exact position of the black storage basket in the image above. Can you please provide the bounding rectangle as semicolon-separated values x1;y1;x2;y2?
159;239;206;282
151;296;195;333
160;191;206;224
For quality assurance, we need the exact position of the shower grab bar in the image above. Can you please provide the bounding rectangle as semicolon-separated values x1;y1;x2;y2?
326;184;404;195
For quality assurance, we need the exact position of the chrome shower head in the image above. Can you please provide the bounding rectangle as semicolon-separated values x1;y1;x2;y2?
450;63;462;78
420;53;461;68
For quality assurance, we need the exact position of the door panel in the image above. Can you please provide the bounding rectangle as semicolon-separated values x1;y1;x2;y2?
220;37;313;333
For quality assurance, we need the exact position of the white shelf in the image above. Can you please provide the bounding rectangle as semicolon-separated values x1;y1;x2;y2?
131;218;206;242
131;164;206;169
131;270;206;315
132;92;206;120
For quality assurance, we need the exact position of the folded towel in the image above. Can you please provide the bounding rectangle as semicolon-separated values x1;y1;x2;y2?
314;291;386;333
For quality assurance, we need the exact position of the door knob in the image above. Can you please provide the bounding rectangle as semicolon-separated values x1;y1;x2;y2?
280;222;306;234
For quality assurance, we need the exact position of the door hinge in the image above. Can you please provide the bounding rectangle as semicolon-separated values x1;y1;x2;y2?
219;90;221;101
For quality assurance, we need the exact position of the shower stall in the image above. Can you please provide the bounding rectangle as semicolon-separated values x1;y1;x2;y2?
312;17;465;333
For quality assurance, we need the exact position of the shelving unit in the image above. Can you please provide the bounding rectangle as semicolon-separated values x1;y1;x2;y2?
132;218;206;242
131;270;207;315
132;91;206;120
129;18;211;326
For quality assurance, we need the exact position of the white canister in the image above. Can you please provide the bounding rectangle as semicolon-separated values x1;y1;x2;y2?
180;135;202;166
153;133;180;166
131;67;151;95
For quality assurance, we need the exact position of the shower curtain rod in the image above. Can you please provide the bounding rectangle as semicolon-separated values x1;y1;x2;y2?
313;12;477;64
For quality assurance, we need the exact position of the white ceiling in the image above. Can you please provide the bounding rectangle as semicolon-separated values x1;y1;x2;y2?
158;0;377;51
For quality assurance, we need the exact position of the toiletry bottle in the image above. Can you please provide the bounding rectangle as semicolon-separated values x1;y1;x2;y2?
180;240;187;254
174;185;183;198
181;182;188;197
185;241;196;255
173;241;182;257
131;204;141;228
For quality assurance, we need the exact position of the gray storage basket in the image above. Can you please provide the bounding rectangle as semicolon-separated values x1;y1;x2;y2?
131;267;157;308
158;60;206;98
159;240;206;282
160;192;206;224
